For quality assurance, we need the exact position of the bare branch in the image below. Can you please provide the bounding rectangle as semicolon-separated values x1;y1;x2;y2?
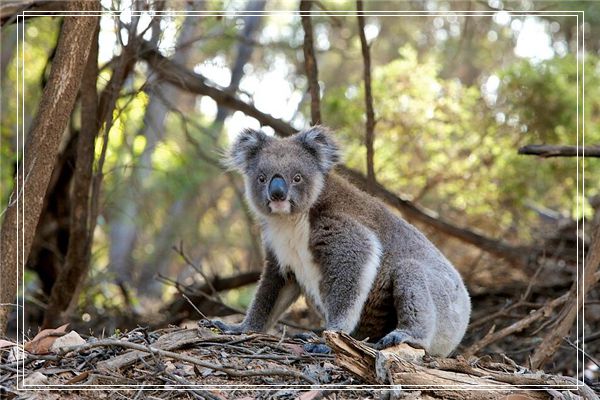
0;0;65;26
300;0;321;125
356;0;376;183
140;43;295;136
519;144;600;158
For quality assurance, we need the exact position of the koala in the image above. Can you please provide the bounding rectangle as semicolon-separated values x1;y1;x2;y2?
215;126;471;357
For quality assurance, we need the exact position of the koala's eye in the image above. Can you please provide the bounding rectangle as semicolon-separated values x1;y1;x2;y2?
293;174;302;183
258;174;266;183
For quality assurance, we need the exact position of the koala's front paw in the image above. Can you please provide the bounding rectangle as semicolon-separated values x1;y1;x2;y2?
376;329;418;349
208;319;246;334
293;332;320;342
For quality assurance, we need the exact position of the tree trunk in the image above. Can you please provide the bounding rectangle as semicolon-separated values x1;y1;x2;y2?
42;20;100;328
0;1;99;335
26;132;78;297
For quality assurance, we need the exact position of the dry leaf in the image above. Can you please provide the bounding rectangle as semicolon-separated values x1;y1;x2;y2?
65;371;90;385
50;331;86;353
24;324;69;354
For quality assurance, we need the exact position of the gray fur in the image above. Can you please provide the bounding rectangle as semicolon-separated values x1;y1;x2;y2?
217;126;471;357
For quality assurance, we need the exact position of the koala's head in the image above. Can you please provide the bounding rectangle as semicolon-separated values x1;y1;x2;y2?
226;126;340;217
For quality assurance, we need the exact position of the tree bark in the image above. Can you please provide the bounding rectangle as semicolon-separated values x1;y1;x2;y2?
42;20;100;329
0;1;99;335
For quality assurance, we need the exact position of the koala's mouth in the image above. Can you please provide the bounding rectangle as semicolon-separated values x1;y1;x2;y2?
268;200;292;214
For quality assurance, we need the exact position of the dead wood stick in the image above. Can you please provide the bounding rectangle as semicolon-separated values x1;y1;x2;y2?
357;0;376;184
300;0;321;125
463;293;569;357
63;337;318;384
519;144;600;158
324;331;597;400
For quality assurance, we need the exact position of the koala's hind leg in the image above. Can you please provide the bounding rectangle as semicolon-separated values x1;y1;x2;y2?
309;214;382;334
376;260;436;351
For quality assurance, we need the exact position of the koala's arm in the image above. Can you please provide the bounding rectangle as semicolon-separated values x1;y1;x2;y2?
214;249;300;333
310;214;382;334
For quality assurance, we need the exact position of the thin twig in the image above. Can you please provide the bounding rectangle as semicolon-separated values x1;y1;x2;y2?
181;293;208;320
172;241;221;300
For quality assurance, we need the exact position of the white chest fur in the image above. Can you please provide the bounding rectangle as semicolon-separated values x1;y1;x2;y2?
262;214;325;314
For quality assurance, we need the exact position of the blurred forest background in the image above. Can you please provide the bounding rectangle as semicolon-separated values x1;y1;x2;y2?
0;0;599;381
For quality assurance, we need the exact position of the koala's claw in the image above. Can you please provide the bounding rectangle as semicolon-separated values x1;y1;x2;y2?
293;332;320;342
208;320;244;334
303;343;332;354
376;330;413;349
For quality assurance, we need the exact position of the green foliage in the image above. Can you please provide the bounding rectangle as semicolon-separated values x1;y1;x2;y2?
323;44;598;239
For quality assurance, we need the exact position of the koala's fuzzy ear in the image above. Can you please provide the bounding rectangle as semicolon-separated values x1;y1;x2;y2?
296;126;341;172
226;128;269;172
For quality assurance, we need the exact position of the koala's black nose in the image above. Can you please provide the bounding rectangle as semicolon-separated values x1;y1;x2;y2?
268;175;288;201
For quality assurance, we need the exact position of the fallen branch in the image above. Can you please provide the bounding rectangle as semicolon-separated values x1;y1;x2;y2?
518;144;600;158
324;331;598;400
